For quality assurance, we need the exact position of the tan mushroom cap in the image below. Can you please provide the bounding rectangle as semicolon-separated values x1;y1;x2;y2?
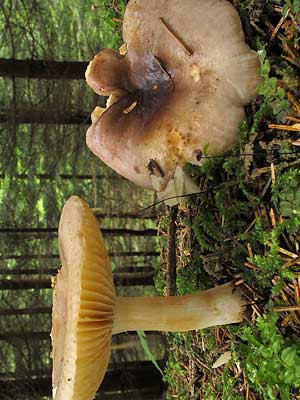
51;196;116;400
86;0;260;189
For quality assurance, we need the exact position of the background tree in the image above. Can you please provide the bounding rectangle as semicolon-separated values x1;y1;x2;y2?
0;1;165;398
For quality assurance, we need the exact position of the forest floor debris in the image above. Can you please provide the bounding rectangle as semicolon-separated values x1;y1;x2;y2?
155;1;300;398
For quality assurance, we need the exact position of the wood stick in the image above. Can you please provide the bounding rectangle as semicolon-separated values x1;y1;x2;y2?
274;305;300;312
167;206;178;296
159;17;193;56
268;123;300;131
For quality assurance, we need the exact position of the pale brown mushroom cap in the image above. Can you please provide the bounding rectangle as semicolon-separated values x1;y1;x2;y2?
51;196;116;400
86;0;260;189
85;49;132;97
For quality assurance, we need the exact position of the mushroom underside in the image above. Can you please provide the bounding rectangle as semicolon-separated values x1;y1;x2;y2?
51;196;116;400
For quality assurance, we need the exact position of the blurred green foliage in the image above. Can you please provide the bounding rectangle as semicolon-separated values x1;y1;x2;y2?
0;1;160;392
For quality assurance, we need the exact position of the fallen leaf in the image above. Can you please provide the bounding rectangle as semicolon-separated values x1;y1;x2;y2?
212;351;232;368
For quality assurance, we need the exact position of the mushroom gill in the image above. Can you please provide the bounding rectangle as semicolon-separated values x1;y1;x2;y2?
86;0;260;190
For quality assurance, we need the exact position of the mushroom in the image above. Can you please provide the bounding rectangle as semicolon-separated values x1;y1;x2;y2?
51;196;244;399
51;196;115;400
85;0;260;190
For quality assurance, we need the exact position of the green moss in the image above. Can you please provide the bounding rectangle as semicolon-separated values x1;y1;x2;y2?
237;313;300;400
272;168;300;234
201;366;244;400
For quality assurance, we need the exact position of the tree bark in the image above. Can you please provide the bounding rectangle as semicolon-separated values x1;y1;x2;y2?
0;266;154;276
0;254;60;260
112;266;155;274
0;251;159;260
95;212;157;220
113;269;156;286
0;227;157;237
0;361;163;397
0;331;50;341
0;58;88;79
0;108;91;124
0;278;51;290
0;307;51;316
0;173;103;180
167;207;178;296
0;268;59;275
0;268;156;289
0;330;158;341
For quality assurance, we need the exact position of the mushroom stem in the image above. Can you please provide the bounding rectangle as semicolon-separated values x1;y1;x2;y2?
112;283;243;334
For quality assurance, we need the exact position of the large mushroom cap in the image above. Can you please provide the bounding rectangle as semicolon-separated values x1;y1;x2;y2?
51;196;116;400
86;0;260;189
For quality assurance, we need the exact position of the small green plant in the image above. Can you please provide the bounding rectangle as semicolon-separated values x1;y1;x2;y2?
163;334;192;400
255;46;289;126
201;366;244;400
272;168;300;234
237;313;300;400
93;0;126;49
282;0;300;16
137;330;163;375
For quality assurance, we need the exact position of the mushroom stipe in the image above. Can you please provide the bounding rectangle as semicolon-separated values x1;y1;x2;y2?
51;196;245;400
